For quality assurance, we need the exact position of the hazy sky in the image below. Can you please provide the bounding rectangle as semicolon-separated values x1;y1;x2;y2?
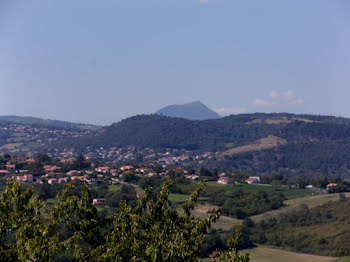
1;0;350;125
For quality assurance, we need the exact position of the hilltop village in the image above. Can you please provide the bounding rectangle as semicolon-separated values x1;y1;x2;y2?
0;122;215;165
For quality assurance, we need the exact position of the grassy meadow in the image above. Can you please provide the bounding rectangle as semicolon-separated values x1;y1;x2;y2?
248;247;336;262
205;181;316;199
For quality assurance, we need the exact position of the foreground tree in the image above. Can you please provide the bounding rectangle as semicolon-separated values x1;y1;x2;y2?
0;179;250;261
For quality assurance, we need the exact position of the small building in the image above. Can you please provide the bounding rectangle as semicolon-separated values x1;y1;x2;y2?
24;174;33;182
120;165;134;171
17;174;33;182
66;170;82;176
185;174;199;180
110;169;119;176
218;173;226;178
0;170;10;177
245;176;260;184
60;158;74;164
218;177;230;184
326;183;337;189
71;175;90;183
95;166;110;174
93;198;106;205
146;172;157;177
58;177;69;183
25;158;35;164
137;193;145;199
43;165;60;172
48;178;57;184
45;172;63;178
5;164;16;171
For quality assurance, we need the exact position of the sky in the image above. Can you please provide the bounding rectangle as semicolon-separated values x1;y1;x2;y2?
1;0;350;125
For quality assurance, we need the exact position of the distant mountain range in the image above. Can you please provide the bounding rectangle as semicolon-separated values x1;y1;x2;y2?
53;113;350;178
155;101;222;120
0;115;99;129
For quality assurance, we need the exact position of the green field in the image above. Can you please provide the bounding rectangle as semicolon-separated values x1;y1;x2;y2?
109;184;145;194
333;257;350;262
206;182;316;199
248;247;336;262
202;247;338;262
251;192;350;222
108;184;122;191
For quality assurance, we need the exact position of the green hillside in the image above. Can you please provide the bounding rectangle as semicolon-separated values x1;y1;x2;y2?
249;197;350;257
53;113;350;178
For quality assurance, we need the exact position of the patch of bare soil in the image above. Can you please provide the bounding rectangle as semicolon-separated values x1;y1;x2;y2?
222;135;287;156
0;143;23;150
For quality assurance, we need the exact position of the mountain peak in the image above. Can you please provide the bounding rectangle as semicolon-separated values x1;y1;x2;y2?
155;101;221;120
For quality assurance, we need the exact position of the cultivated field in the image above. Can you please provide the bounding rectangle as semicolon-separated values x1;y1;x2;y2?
248;247;335;262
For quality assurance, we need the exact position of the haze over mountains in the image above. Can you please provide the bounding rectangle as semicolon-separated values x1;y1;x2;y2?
155;101;222;120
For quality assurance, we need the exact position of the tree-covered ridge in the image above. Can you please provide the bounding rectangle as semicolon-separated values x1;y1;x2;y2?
56;113;350;151
53;113;350;177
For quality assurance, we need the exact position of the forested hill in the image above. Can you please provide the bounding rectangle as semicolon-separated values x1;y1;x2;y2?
54;113;350;177
155;101;222;120
61;113;350;150
0;115;99;129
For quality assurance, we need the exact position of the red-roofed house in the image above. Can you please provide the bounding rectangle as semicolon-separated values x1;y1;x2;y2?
5;164;16;170
93;198;106;205
0;170;10;177
218;177;230;184
25;158;35;163
326;183;337;189
48;178;57;184
137;193;145;199
71;175;90;182
58;177;69;183
120;165;134;171
43;165;60;172
185;174;199;180
95;166;110;174
66;170;82;176
245;176;260;184
17;174;33;182
60;158;74;164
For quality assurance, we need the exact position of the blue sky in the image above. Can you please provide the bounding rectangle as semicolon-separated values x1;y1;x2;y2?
1;0;350;125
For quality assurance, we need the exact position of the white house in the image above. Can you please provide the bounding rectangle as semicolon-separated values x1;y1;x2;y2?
245;176;260;184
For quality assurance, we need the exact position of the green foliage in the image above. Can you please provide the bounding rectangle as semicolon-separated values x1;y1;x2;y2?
212;229;251;262
201;229;228;258
203;186;285;219
105;184;137;208
0;179;250;261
